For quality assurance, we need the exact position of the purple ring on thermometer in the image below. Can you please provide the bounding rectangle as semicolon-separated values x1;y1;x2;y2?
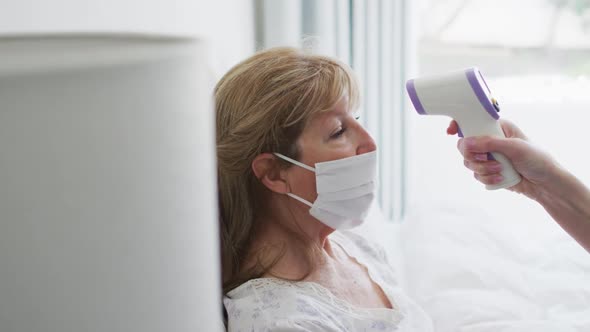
465;68;499;120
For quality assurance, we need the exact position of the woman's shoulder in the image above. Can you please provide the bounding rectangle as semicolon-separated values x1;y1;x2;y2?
225;277;300;307
224;278;343;331
224;278;409;331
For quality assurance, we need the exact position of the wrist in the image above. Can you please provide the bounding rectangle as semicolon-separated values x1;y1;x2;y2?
526;163;590;253
528;163;569;203
509;160;561;203
530;163;590;213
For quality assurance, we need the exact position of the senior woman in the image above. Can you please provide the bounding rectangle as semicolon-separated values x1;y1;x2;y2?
216;47;432;331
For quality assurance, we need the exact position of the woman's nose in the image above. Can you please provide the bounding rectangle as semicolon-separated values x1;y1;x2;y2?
356;127;377;155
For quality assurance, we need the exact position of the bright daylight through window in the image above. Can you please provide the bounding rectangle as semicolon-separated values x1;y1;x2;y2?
409;0;590;217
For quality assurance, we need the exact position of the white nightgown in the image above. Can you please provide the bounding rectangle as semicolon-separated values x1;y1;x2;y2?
223;230;433;331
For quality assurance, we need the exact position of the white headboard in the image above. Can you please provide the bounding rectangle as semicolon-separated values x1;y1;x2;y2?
0;35;222;332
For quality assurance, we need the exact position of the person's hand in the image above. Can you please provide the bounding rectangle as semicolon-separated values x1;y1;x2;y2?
447;119;558;198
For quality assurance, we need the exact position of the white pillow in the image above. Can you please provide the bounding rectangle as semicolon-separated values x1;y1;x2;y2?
399;206;590;332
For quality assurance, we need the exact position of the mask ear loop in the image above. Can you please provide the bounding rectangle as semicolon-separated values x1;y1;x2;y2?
273;153;315;207
285;192;313;207
273;153;315;172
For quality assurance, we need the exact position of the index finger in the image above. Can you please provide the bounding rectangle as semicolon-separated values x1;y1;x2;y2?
446;120;459;135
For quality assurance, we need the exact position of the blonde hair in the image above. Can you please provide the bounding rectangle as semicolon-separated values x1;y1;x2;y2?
215;47;359;294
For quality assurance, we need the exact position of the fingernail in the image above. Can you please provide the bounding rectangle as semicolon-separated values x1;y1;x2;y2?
489;164;503;172
474;154;487;161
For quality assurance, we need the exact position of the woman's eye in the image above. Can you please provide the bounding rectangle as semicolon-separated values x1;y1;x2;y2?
331;127;346;139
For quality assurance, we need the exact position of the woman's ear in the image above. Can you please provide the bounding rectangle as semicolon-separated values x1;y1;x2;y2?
252;153;289;194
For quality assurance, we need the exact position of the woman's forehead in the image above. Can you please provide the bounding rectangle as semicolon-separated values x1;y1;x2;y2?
301;96;356;129
319;97;353;116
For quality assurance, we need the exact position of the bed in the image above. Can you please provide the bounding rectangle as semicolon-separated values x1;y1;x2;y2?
358;201;590;331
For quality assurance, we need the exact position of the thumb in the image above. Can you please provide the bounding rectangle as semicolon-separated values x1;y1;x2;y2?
499;119;528;140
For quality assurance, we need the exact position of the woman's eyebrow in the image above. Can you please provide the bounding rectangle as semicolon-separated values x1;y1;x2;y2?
317;114;341;132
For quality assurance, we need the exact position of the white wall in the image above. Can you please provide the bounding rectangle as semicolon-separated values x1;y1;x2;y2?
0;38;223;332
0;0;255;76
0;2;256;331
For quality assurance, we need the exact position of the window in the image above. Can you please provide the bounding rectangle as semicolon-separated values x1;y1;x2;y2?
409;0;590;221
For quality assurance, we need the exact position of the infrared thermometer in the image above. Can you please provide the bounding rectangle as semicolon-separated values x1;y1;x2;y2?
406;67;522;190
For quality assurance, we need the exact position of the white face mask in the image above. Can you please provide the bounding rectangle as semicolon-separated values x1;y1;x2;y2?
273;150;377;230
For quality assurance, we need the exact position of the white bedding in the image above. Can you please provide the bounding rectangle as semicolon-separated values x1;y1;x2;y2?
358;203;590;331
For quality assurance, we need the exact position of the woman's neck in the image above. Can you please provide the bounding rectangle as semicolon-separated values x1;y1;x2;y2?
246;213;336;280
